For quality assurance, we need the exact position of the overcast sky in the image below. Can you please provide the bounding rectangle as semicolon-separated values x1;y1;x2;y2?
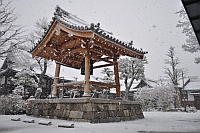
10;0;200;80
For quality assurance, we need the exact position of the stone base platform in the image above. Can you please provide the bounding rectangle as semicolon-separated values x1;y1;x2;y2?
26;98;144;123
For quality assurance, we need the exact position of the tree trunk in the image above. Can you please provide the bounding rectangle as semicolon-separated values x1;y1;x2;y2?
125;86;130;100
124;77;135;100
38;59;47;88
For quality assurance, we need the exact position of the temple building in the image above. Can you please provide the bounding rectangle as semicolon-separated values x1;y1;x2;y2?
27;6;147;123
30;6;147;99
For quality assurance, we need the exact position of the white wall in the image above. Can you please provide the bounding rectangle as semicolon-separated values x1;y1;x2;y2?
187;91;194;101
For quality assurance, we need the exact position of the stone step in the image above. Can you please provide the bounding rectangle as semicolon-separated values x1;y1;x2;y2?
11;118;21;121
58;122;74;128
23;118;35;123
38;120;52;126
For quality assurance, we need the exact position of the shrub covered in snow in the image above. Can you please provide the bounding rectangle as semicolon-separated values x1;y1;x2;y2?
0;94;26;115
135;87;157;111
135;83;176;112
154;84;176;111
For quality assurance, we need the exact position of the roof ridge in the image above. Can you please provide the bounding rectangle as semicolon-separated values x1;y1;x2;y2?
54;5;90;26
30;5;148;56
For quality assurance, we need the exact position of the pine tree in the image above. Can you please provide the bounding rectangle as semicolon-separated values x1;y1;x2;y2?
11;68;38;98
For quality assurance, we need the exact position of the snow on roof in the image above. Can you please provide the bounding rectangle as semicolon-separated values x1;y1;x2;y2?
184;76;200;91
31;5;147;56
54;5;90;27
131;78;159;89
144;78;159;87
110;78;159;94
190;92;200;95
110;79;143;93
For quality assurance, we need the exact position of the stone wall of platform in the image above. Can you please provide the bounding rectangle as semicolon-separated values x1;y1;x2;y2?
26;98;144;123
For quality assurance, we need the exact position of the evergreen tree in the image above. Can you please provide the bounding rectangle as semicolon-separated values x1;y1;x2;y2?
11;68;38;98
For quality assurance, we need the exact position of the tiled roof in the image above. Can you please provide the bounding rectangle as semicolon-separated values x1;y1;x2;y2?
30;6;147;55
184;76;200;91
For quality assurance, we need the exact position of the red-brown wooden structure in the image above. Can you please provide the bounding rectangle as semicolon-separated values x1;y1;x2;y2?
30;6;147;98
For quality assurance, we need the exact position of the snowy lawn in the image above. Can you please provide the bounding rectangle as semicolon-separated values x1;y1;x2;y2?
0;111;200;133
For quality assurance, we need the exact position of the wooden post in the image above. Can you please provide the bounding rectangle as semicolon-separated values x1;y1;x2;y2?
52;63;61;97
113;57;121;99
82;50;91;97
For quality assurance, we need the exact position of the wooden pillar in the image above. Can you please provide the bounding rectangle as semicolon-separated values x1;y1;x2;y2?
113;57;121;99
52;63;61;97
82;50;91;97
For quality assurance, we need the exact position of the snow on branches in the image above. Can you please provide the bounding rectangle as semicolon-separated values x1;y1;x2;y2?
135;80;176;112
11;68;38;97
118;56;148;100
176;7;200;63
0;0;24;59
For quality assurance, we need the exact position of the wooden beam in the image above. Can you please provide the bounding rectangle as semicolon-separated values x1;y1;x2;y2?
59;23;94;38
56;54;81;63
46;38;80;51
90;87;110;90
56;81;84;87
56;80;114;90
100;57;113;63
32;21;59;57
90;47;114;58
57;85;83;90
93;63;114;69
92;56;113;64
60;48;86;57
52;48;86;62
93;39;113;51
90;81;116;88
56;83;111;91
61;85;81;89
93;34;144;59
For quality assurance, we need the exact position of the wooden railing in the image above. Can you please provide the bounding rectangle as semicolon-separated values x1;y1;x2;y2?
56;80;116;90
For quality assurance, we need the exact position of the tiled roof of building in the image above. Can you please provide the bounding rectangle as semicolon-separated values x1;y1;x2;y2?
183;76;200;91
30;5;147;55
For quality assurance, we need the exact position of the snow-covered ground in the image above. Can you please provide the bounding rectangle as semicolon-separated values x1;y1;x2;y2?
0;111;200;133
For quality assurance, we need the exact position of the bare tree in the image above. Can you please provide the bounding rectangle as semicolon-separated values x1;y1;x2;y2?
0;0;24;59
164;46;184;108
10;18;50;89
26;18;49;88
118;57;147;100
164;46;182;86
